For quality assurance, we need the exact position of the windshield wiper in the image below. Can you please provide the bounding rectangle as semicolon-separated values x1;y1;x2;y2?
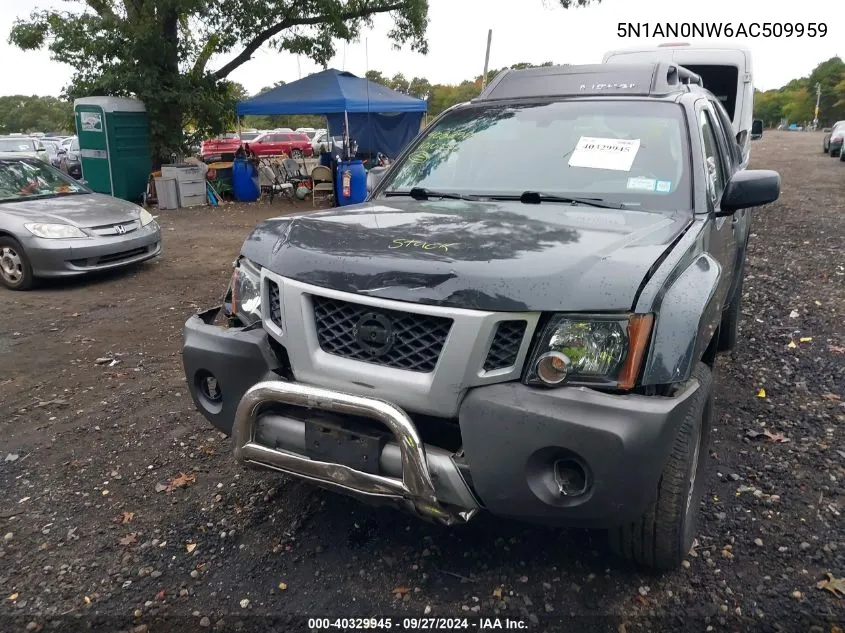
487;191;625;209
384;187;478;201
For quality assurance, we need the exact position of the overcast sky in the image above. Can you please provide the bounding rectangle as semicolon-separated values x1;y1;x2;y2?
0;0;839;98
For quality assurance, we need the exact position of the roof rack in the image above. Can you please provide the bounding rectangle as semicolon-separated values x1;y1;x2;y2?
475;62;703;102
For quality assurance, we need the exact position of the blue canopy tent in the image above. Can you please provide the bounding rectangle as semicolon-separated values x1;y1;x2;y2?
235;69;427;158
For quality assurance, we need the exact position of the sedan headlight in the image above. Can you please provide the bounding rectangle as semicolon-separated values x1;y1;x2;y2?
525;314;654;390
228;257;262;326
139;209;156;226
24;223;87;239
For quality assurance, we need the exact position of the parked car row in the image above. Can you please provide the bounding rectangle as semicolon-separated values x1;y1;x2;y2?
822;120;845;159
200;128;325;162
198;128;336;161
0;134;85;181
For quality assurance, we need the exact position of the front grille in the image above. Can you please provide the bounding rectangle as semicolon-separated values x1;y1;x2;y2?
97;247;147;264
311;295;452;373
89;220;139;236
71;246;149;267
483;320;527;371
268;281;282;328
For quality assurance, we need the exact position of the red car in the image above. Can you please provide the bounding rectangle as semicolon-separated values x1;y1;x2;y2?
201;133;241;162
249;132;313;158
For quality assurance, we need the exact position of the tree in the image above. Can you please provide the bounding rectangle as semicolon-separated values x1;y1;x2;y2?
0;96;73;134
8;0;599;164
807;57;845;125
781;87;814;124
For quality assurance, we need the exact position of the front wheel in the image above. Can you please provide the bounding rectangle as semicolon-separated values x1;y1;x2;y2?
291;149;303;159
0;237;34;291
609;362;714;570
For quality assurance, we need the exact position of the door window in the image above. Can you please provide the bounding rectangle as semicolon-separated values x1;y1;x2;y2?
699;110;726;203
709;100;739;167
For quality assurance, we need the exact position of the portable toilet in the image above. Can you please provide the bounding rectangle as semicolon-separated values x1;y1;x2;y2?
73;97;152;201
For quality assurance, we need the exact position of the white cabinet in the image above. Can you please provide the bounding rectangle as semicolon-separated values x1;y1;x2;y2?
160;165;207;208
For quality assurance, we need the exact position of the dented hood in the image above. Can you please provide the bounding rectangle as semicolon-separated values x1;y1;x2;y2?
240;199;691;312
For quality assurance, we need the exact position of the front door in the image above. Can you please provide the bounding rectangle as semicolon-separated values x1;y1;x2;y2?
696;103;737;314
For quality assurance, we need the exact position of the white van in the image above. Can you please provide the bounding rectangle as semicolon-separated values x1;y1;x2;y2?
602;43;753;167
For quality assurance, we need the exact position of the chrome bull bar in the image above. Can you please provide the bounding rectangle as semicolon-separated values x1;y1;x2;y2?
233;381;479;525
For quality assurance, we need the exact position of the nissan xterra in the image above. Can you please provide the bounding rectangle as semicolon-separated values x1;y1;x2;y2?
182;63;781;569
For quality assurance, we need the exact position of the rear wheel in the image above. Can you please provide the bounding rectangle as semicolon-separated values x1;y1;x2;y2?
609;362;713;570
0;237;34;291
291;149;304;159
839;147;845;161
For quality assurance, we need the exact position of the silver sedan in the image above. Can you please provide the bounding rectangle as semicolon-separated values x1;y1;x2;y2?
0;155;162;290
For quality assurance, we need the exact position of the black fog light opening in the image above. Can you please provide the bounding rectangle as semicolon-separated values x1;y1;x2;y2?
553;458;589;497
195;370;223;414
526;448;593;506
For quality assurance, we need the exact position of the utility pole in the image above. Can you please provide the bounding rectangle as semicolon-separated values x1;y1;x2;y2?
480;29;493;90
813;82;821;129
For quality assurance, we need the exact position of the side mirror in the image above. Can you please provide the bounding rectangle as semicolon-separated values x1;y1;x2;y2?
718;169;780;216
366;166;388;193
751;119;763;139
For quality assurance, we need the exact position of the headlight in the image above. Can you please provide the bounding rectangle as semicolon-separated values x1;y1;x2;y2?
229;257;262;326
24;223;87;239
139;209;156;226
525;314;653;390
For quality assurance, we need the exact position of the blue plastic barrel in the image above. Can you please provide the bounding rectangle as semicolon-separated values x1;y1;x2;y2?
335;160;367;206
232;158;260;202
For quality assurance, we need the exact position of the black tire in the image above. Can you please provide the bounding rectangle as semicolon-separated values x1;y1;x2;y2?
609;362;714;570
839;148;845;162
823;141;829;153
290;149;303;159
0;236;34;291
718;260;745;352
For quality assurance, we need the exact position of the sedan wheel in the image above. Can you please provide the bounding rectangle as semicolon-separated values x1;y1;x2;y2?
0;238;34;291
291;149;303;159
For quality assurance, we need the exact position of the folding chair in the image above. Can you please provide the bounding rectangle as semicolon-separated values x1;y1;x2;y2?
310;165;334;207
259;159;293;202
282;158;308;189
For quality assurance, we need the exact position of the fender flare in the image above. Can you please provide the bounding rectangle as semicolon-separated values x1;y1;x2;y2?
639;253;723;386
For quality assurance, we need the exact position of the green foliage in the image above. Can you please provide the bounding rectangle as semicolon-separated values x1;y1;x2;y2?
754;56;845;126
6;0;598;163
0;95;73;134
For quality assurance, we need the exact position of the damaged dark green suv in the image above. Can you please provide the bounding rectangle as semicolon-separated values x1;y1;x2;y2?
182;63;780;569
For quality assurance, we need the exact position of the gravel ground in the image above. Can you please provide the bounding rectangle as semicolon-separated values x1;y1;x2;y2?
1;131;843;633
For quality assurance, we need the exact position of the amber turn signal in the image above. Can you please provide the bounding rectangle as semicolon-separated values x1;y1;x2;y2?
617;314;655;390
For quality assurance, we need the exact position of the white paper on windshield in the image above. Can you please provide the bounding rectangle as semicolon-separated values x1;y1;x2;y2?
568;136;641;172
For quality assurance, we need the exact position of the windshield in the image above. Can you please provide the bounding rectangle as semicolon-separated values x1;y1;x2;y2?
0;158;88;202
380;100;691;210
0;139;37;152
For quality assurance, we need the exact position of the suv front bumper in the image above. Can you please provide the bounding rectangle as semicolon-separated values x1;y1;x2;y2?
183;309;700;528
